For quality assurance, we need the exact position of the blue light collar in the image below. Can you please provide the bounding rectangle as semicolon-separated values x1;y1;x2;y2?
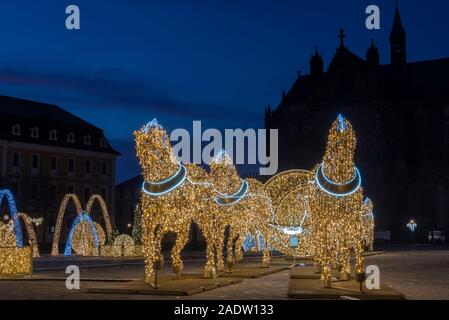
142;164;187;196
315;163;361;197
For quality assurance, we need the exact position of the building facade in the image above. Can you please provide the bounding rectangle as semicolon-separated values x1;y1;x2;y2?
0;95;119;249
265;5;449;242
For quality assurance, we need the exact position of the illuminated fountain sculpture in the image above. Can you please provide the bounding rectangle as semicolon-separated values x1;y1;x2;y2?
51;193;112;256
0;189;35;276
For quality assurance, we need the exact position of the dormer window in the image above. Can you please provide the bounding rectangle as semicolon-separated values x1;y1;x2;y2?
67;132;75;143
83;135;92;145
49;130;58;141
30;127;39;138
99;138;107;148
11;124;21;136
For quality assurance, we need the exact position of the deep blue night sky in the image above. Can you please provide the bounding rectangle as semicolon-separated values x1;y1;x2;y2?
0;0;448;182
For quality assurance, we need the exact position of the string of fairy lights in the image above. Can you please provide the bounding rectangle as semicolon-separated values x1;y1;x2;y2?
1;115;373;286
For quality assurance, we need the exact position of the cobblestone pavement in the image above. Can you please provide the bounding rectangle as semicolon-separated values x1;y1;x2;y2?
1;248;449;299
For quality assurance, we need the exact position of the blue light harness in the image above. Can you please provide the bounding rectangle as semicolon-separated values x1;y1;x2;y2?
315;162;361;197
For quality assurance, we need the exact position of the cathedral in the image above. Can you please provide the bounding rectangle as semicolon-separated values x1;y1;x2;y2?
264;5;449;242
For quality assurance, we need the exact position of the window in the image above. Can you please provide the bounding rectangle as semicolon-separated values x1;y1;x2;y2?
101;162;107;175
32;154;39;169
83;135;92;145
49;130;57;141
30;127;39;138
50;156;57;170
31;184;38;201
12;152;20;168
84;187;91;202
49;185;57;201
85;160;91;174
67;132;75;143
99;138;107;147
11;124;20;136
68;159;75;172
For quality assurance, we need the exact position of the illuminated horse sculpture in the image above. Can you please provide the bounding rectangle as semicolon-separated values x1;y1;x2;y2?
361;197;374;251
209;151;272;268
135;119;224;282
308;115;365;287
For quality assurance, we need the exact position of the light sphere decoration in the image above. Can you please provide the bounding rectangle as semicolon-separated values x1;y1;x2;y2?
52;193;113;256
72;221;105;256
264;170;314;256
64;211;100;256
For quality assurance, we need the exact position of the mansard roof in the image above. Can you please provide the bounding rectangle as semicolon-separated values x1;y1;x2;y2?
0;94;119;155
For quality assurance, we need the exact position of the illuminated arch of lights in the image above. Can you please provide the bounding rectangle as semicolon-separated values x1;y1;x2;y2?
0;189;23;247
18;213;41;258
85;194;113;244
51;193;112;256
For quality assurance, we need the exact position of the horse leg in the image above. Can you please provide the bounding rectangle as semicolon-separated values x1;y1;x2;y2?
203;228;217;278
142;223;157;283
261;229;271;267
154;226;165;269
215;227;225;271
339;239;351;280
171;224;190;278
235;234;244;263
227;228;236;270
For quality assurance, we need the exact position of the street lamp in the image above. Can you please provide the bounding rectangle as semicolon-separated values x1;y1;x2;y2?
407;220;417;232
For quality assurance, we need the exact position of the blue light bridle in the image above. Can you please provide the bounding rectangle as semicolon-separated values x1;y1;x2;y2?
214;180;249;206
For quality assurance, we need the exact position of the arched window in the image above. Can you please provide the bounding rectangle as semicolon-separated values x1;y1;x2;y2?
99;138;107;147
30;127;39;138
